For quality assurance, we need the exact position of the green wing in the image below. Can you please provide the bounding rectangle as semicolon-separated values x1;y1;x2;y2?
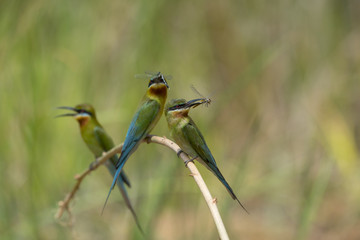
94;126;115;151
182;119;249;212
116;99;160;169
182;119;217;167
94;126;117;165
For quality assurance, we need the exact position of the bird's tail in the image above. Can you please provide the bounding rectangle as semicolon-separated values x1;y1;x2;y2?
102;152;129;214
109;156;131;188
116;179;144;235
210;164;249;214
104;164;145;235
101;169;119;215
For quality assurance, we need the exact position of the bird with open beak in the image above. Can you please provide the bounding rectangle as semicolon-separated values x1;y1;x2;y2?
57;104;143;233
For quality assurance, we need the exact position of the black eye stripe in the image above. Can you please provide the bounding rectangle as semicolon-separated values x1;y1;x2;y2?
168;103;187;111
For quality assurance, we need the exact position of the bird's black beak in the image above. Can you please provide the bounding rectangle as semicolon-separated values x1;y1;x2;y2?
55;106;78;118
163;77;170;89
185;98;206;109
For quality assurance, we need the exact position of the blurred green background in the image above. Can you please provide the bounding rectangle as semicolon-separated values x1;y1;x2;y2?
1;0;360;239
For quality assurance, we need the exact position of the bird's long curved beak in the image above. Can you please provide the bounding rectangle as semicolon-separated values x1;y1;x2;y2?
57;106;77;111
56;113;77;118
185;98;207;109
55;106;78;118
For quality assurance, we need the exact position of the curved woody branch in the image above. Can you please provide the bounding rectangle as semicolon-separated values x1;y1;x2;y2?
55;135;229;240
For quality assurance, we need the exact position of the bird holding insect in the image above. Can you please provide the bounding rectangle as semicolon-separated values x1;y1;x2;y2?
164;98;248;213
104;72;170;210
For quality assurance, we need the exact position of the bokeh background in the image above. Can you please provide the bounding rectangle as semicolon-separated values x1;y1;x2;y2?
1;0;360;239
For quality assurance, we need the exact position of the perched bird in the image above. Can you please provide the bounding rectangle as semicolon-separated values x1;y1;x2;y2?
164;98;248;213
105;72;169;209
57;104;143;232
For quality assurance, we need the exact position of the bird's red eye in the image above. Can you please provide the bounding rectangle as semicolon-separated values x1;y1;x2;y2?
175;104;186;109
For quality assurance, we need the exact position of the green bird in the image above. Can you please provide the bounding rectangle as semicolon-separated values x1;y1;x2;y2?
57;104;144;232
164;98;248;213
104;72;169;209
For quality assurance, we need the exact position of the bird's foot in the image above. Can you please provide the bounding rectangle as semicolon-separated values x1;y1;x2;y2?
89;161;97;170
177;149;184;157
184;156;197;167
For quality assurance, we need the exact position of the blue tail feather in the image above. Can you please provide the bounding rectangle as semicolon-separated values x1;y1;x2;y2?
101;172;118;215
211;164;249;214
106;164;144;234
102;155;128;214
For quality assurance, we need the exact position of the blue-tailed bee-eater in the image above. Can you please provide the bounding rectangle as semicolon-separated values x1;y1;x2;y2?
105;72;169;209
164;98;248;213
57;104;144;232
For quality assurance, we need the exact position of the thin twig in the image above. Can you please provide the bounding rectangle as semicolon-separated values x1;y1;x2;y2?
55;136;229;240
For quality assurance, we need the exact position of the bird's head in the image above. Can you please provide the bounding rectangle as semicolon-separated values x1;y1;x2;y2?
147;72;169;98
57;103;96;126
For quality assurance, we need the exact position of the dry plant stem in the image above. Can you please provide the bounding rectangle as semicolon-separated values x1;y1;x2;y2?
146;135;229;240
56;136;229;240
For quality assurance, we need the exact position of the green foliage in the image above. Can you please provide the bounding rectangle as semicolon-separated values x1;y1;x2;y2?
1;0;360;239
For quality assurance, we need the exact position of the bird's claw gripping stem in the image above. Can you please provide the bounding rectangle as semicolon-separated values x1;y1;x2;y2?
184;156;197;167
177;149;184;157
89;161;97;171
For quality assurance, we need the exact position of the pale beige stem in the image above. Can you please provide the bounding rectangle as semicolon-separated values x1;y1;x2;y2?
146;135;229;240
